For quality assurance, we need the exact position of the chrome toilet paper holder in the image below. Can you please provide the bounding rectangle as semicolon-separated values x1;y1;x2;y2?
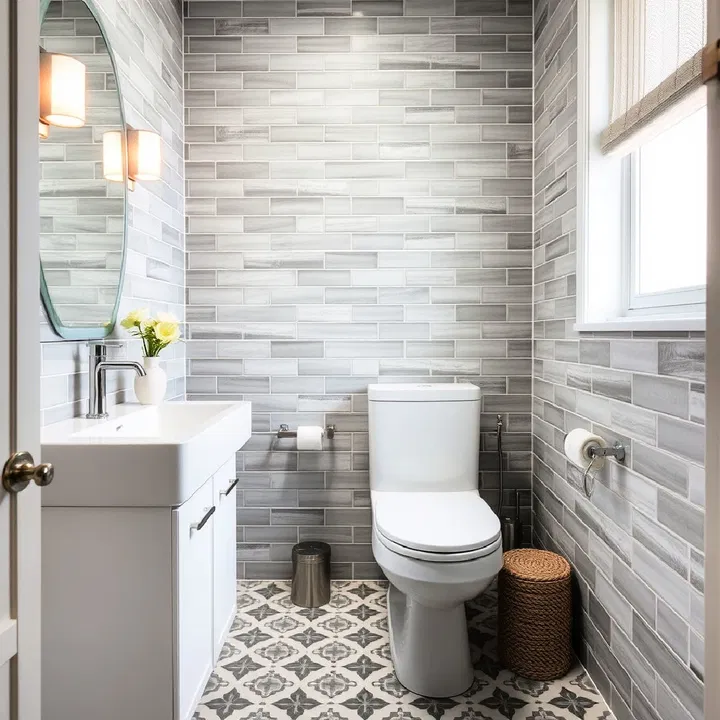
277;424;336;440
587;442;626;462
581;441;625;498
562;432;626;499
583;441;626;497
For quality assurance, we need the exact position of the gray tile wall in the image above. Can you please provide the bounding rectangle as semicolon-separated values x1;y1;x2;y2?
184;0;534;580
40;0;185;425
533;2;705;719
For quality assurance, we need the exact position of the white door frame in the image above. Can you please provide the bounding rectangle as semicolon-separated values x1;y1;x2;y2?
707;0;720;717
3;0;42;717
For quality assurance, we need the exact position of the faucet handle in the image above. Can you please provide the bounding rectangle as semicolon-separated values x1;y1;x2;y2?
88;341;124;362
88;342;107;360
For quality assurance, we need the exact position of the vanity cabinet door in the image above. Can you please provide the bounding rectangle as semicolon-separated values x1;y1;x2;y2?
173;480;214;720
213;458;238;661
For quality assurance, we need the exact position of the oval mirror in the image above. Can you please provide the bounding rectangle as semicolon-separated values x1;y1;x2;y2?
39;0;127;340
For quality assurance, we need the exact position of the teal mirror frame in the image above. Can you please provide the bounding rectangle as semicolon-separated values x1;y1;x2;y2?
39;0;129;340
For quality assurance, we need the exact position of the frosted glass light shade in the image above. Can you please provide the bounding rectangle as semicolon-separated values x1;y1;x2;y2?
39;51;86;128
127;128;161;182
102;130;124;182
39;121;49;140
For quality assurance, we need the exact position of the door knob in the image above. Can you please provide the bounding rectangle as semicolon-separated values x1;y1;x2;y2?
2;451;54;493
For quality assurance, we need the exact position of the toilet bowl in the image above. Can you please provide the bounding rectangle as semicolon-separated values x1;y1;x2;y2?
371;490;502;697
368;383;503;699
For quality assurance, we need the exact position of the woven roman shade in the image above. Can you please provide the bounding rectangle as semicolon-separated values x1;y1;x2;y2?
601;0;707;155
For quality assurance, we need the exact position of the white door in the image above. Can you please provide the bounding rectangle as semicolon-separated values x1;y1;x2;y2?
0;0;43;719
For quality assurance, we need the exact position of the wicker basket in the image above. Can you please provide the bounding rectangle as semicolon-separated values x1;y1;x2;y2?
497;549;573;680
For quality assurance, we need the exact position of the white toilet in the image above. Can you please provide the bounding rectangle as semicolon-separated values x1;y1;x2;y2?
368;383;503;698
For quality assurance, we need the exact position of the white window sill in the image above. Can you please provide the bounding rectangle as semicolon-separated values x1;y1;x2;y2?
575;315;705;333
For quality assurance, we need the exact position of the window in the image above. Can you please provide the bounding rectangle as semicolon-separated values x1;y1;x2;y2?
630;107;706;313
577;0;708;330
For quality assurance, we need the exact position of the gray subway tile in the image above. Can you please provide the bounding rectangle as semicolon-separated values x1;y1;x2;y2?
271;509;324;526
298;0;351;15
632;508;688;578
243;1;297;17
632;443;690;497
633;374;689;419
351;0;403;15
659;342;705;381
592;368;632;403
657;490;704;551
658;415;705;464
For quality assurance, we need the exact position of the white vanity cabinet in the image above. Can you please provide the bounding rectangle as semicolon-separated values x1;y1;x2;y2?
41;401;251;720
43;458;240;720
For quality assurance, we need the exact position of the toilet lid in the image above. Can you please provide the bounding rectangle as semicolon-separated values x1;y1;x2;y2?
374;491;501;554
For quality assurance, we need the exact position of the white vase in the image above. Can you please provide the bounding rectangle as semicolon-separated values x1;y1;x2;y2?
134;356;167;406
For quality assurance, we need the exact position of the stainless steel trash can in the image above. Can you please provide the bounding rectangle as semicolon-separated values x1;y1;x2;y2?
291;541;331;608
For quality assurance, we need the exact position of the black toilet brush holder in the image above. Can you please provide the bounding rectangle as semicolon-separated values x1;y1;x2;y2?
501;489;523;550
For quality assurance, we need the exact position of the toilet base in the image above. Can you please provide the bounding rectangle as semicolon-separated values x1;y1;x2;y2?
387;583;474;698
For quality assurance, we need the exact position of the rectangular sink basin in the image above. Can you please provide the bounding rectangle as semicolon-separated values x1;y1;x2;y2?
41;401;252;507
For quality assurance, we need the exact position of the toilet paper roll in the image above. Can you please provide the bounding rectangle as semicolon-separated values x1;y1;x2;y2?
564;428;607;470
297;425;324;451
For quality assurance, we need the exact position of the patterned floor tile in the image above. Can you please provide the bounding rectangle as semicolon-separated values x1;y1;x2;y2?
195;582;614;720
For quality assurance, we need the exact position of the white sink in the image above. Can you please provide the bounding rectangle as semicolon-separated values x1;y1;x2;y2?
41;401;252;507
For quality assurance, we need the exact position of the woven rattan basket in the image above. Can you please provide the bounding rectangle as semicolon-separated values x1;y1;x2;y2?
497;549;573;680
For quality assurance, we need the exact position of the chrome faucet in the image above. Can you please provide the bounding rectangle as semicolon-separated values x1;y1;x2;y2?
87;343;146;419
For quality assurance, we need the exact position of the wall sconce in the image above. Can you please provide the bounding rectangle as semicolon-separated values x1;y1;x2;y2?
102;130;125;183
128;128;162;183
39;121;49;140
102;127;161;191
39;50;86;129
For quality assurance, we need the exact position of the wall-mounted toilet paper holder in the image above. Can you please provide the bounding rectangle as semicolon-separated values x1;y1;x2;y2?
277;424;336;440
563;431;627;499
581;442;625;498
587;442;626;462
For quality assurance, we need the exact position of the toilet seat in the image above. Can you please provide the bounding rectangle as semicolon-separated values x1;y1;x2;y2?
373;491;501;562
375;526;502;562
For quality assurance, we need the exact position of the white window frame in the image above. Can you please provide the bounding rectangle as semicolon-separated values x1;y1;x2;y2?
576;0;707;332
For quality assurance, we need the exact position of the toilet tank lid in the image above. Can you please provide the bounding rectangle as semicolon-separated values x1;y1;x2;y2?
368;383;481;402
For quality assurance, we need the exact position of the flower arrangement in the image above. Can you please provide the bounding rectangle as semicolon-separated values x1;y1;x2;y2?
120;309;181;357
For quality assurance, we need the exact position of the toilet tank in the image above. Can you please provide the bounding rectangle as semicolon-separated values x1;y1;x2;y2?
368;383;481;493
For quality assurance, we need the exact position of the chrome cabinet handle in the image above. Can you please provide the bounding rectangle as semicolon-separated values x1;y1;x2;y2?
221;477;240;497
191;506;215;532
2;451;54;493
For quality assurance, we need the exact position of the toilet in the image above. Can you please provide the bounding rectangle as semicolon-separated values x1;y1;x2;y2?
368;383;503;698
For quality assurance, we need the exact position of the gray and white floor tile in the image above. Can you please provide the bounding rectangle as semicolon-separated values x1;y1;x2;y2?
195;581;614;720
